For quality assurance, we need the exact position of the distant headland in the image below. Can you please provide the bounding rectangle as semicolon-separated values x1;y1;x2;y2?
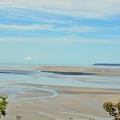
93;63;120;66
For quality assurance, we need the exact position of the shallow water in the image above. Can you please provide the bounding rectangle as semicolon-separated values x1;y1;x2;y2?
0;68;120;102
0;69;120;89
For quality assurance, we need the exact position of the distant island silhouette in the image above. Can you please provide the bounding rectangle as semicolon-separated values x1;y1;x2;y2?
93;63;120;66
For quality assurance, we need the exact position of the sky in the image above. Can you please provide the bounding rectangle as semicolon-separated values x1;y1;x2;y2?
0;0;120;65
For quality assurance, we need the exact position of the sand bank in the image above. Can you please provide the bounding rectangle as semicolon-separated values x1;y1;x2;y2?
36;66;120;76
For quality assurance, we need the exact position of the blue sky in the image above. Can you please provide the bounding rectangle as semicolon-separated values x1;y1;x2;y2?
0;0;120;65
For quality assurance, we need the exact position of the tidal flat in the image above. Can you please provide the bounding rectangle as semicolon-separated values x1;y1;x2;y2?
0;65;120;120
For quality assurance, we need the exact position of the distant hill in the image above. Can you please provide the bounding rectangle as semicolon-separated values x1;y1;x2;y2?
93;63;120;66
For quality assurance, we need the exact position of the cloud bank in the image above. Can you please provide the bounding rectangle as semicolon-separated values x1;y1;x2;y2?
8;0;120;19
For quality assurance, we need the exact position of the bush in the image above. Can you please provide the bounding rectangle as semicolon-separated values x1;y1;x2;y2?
0;96;8;119
103;100;120;120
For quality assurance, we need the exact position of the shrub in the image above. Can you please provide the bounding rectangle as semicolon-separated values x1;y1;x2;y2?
103;100;120;120
0;96;8;119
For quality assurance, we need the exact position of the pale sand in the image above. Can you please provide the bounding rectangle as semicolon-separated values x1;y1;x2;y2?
1;66;120;120
1;84;119;120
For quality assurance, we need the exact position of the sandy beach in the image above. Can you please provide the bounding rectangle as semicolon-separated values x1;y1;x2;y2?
0;66;120;120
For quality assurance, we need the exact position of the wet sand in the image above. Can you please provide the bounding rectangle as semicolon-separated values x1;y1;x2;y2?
0;66;120;120
36;66;120;76
2;84;120;120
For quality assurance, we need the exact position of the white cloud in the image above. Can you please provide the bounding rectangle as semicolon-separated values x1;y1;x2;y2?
0;22;103;33
0;8;76;25
8;0;120;19
55;26;100;33
55;36;120;44
0;36;120;45
1;23;120;33
0;23;100;33
23;57;33;61
0;24;54;31
22;57;40;61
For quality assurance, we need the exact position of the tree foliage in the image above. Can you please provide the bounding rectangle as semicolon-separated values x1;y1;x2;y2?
0;96;8;119
103;100;120;120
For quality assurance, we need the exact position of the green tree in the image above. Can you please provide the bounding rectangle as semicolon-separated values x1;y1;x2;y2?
103;100;120;120
0;96;8;119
